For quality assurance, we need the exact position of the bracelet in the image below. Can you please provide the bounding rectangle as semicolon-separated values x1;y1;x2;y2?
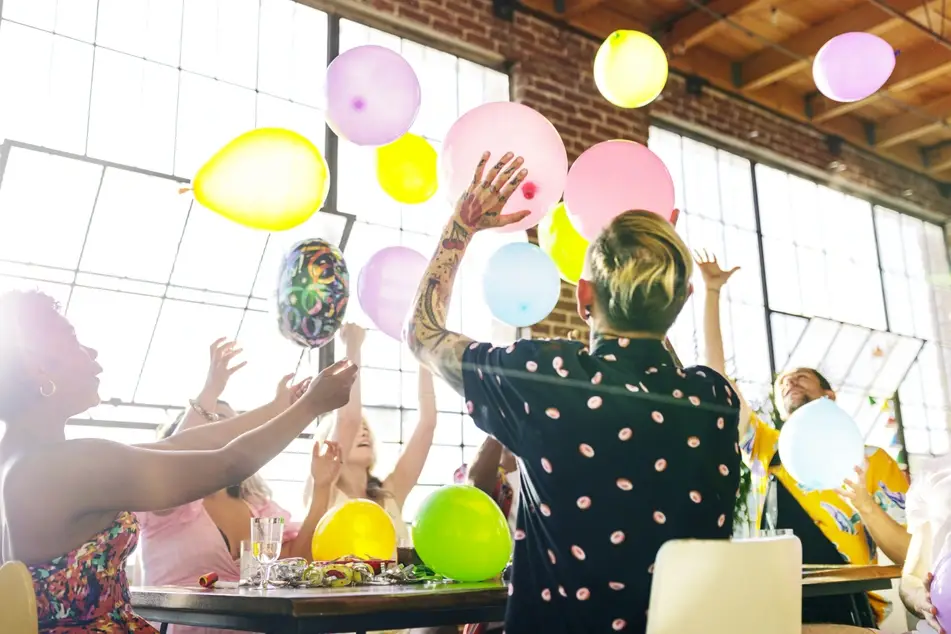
189;399;221;422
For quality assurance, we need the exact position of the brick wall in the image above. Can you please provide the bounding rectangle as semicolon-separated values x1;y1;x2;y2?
316;0;950;341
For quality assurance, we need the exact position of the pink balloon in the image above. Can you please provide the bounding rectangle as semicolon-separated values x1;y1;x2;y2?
564;140;675;240
813;33;895;103
356;247;428;341
441;102;568;233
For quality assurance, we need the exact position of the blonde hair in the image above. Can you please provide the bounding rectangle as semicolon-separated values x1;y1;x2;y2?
588;210;692;334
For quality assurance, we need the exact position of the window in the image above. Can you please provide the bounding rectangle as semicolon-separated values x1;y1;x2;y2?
650;126;950;462
332;20;515;523
0;2;514;521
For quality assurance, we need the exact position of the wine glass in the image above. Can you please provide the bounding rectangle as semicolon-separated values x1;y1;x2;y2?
251;517;284;588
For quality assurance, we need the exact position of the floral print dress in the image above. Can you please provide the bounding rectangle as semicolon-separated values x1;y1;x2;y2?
30;510;157;633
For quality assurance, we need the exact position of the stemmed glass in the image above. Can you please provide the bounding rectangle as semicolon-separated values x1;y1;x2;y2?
250;517;284;588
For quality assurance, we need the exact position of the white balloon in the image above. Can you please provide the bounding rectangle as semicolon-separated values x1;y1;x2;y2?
778;397;864;491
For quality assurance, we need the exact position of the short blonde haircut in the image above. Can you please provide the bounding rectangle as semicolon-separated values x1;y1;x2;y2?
588;210;692;334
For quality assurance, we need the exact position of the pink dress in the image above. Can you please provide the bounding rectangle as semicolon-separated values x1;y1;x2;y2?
136;498;301;634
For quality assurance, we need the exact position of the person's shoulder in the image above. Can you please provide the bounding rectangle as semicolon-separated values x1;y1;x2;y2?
682;364;740;409
465;338;586;369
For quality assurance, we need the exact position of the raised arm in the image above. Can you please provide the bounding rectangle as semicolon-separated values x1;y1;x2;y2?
384;366;437;506
329;324;365;458
8;361;357;527
467;436;505;496
284;440;343;560
694;250;752;440
175;338;247;434
406;151;529;391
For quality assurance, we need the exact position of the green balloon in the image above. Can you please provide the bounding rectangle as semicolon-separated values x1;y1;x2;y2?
412;485;512;582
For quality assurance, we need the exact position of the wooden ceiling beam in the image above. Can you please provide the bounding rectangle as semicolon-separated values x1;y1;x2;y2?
557;0;607;19
924;145;951;173
674;47;928;175
665;0;771;52
809;40;951;123
876;94;951;148
738;0;933;91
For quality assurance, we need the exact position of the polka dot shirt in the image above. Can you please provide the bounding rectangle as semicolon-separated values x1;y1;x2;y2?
461;336;741;633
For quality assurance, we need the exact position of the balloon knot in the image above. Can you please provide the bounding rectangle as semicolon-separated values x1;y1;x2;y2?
894;49;901;57
521;181;537;200
178;187;192;195
351;96;366;111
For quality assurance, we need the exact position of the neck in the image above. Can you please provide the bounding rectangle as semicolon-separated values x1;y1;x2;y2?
589;324;666;347
0;410;67;452
337;463;369;498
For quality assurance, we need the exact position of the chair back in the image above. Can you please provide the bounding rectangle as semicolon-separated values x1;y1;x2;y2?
0;561;39;634
646;535;802;634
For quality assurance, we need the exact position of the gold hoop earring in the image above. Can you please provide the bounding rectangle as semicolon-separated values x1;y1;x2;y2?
39;380;57;398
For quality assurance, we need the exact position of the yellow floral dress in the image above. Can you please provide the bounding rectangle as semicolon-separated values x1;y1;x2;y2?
742;413;909;624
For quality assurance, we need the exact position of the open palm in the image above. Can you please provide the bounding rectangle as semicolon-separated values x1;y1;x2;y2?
693;249;739;291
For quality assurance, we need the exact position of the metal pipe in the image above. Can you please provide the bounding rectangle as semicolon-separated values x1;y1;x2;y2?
865;0;951;53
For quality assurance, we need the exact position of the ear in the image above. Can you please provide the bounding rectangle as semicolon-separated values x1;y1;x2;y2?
687;282;694;299
825;390;836;401
576;280;594;323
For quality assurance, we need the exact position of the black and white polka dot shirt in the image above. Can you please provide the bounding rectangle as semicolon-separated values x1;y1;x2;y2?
461;336;741;633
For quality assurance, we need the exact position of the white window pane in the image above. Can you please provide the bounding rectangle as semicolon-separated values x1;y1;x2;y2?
268;479;306;520
0;24;92;154
337;141;401;226
259;449;309;484
174;72;256;177
97;0;184;64
718;151;755;231
755;164;791;239
359;368;402;407
925;222;950;276
255;94;326;151
257;0;327;107
223;310;305;411
55;0;98;42
0;275;72;306
356;329;403;371
88;49;179;173
80;169;190;282
403;484;439;525
170;207;267;295
418;445;465;487
135;300;244;404
364;407;401;444
721;227;762;306
216;0;259;89
883;273;914;337
771;314;807;370
875;207;905;273
412;411;464;447
648;128;686;212
797;247;828;317
728;301;770;383
2;0;55;29
789;176;821;249
179;0;218;78
66;287;161;402
0;147;102;268
763;238;800;314
901;215;928;279
406;42;458;140
463;417;487;447
682;138;721;221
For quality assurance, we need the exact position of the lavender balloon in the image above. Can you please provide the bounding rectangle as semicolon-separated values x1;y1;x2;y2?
812;32;895;103
357;246;428;341
931;553;951;632
325;45;421;146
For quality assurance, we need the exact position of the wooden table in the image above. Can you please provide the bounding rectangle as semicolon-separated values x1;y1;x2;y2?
131;565;903;634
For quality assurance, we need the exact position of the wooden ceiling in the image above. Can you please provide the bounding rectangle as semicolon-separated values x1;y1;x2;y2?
513;0;951;182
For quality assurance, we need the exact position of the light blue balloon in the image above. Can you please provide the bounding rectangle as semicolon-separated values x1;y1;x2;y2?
777;397;865;490
483;242;561;328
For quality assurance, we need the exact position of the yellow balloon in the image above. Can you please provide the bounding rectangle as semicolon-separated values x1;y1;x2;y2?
537;202;589;285
376;133;438;204
594;30;669;109
312;499;397;561
193;128;329;231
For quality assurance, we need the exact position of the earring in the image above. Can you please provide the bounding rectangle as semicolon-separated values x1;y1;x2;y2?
584;305;592;319
39;379;57;398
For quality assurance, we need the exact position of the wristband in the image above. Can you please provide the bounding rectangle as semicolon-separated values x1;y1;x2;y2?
189;399;221;422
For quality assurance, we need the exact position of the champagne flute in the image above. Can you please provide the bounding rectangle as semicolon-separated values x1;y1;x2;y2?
251;517;284;588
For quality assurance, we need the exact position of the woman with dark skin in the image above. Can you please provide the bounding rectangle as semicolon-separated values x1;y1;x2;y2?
0;290;357;633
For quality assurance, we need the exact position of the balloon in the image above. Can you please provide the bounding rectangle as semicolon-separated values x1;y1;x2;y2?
594;30;668;109
376;133;438;204
413;485;512;582
930;554;951;632
537;202;589;285
312;499;397;561
564;140;675;240
813;33;895;103
325;45;421;146
356;246;428;341
193;128;329;231
777;397;865;491
483;242;560;327
277;239;349;348
441;102;568;233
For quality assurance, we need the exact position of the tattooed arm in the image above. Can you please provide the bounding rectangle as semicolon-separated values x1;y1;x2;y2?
406;151;530;393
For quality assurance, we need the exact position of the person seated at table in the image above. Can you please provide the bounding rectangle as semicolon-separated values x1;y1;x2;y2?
0;290;357;634
406;150;741;634
137;338;345;634
305;323;438;551
694;250;910;628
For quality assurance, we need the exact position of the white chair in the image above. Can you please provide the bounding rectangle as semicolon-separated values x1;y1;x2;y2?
646;535;802;634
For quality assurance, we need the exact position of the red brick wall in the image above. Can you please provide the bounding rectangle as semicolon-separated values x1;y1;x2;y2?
321;0;949;341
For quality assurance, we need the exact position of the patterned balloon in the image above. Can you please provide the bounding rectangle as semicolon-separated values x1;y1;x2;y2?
277;239;349;348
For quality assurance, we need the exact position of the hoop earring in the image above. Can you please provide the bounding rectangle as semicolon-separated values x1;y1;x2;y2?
39;380;57;398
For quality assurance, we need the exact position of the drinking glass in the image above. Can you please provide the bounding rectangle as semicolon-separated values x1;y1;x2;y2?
239;540;261;586
250;517;284;588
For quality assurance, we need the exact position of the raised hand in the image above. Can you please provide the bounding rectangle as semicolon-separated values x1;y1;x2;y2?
310;440;343;488
454;151;531;232
338;323;366;351
203;338;247;398
924;572;946;633
303;359;359;413
693;249;740;291
273;373;312;410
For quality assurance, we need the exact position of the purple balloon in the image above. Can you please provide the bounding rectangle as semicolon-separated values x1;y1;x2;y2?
812;32;895;103
356;246;428;341
325;45;421;146
932;554;951;632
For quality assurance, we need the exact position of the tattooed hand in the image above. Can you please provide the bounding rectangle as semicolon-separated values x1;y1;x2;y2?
454;151;532;232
